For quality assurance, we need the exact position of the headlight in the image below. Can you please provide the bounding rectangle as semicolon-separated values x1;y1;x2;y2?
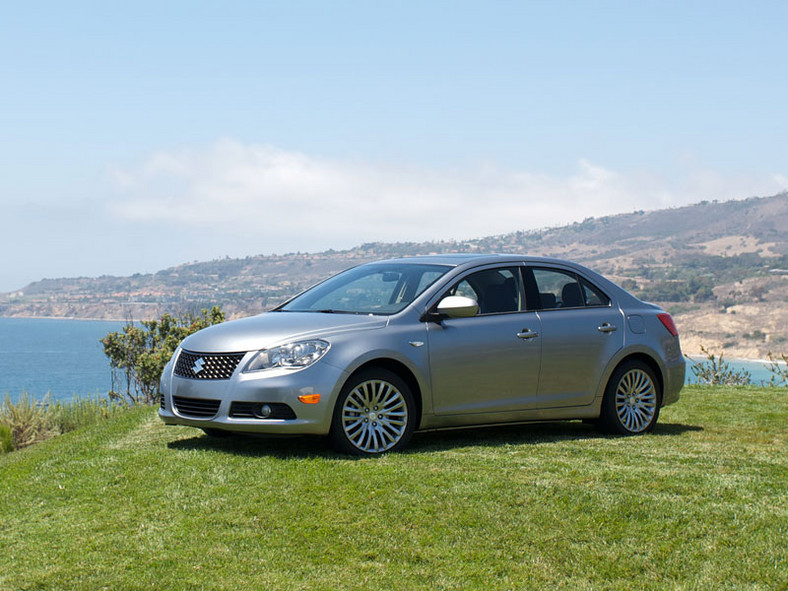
244;340;330;372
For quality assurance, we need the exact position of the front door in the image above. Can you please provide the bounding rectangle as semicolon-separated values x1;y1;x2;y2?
426;266;542;415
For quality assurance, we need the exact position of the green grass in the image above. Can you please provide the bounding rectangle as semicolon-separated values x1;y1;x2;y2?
1;386;786;590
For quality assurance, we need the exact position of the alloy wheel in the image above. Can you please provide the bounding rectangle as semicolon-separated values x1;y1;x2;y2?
614;368;657;433
340;378;409;454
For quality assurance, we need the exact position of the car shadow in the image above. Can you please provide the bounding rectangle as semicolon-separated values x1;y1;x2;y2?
166;421;703;459
405;421;703;454
167;432;336;459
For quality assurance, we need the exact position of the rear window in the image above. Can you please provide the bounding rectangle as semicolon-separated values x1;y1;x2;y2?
531;268;610;309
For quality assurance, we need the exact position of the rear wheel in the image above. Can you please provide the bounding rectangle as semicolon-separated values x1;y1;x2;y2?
329;369;415;456
599;360;661;435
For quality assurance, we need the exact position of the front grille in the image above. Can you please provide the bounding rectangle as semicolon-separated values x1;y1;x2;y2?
174;350;246;380
229;402;297;420
172;396;221;418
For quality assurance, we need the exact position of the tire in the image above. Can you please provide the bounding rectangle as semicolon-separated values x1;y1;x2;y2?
599;360;661;435
329;368;416;456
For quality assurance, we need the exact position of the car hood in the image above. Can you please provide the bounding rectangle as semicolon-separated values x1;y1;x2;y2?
180;311;388;353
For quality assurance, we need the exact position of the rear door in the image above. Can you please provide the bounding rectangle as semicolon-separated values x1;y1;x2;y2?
528;266;624;407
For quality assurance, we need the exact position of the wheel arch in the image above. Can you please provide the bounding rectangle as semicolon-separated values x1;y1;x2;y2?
608;352;665;404
342;358;424;427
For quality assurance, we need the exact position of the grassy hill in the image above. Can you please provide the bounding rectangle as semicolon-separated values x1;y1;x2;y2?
1;386;786;590
1;193;786;358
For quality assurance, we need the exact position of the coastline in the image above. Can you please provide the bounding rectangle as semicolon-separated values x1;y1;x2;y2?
0;315;128;322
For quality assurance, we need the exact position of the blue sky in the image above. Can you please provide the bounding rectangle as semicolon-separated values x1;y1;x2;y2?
1;1;786;292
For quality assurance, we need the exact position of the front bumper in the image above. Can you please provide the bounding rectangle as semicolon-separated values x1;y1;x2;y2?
158;357;348;435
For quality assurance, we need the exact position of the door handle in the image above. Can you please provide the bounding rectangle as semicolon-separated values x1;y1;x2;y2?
598;323;618;333
517;329;539;340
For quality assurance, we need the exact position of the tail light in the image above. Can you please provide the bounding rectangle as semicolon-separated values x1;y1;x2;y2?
657;313;679;337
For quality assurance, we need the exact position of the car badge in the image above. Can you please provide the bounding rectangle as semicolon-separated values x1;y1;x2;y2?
192;357;206;375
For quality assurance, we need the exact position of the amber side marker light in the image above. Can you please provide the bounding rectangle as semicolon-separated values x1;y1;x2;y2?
657;313;679;337
298;394;321;404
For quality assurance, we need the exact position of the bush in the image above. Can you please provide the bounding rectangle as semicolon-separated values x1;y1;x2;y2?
101;306;225;405
767;352;788;387
687;346;752;386
0;393;125;452
1;393;58;449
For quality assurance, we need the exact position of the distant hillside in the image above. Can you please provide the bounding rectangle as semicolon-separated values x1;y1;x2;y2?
2;193;786;358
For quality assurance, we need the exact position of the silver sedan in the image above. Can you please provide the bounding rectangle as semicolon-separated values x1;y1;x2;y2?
159;255;685;455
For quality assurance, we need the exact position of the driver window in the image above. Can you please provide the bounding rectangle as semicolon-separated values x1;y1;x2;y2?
454;279;479;301
449;267;524;315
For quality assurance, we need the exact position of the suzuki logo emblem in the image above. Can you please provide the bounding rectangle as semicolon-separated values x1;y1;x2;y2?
192;357;206;375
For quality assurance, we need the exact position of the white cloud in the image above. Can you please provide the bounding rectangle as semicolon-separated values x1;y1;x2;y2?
771;173;788;189
106;139;788;254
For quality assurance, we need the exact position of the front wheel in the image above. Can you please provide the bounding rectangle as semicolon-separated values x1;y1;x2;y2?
329;369;416;456
599;360;661;435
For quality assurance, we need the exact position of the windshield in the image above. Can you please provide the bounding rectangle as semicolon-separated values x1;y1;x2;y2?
278;263;451;315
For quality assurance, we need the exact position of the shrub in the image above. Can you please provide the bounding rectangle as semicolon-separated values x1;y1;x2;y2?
688;346;752;386
0;393;126;452
767;352;788;387
101;306;225;405
1;393;58;449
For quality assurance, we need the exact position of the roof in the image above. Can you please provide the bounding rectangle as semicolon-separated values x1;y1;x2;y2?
376;253;571;268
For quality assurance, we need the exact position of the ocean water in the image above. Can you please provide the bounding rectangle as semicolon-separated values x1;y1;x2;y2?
0;318;784;405
0;317;124;403
685;355;782;386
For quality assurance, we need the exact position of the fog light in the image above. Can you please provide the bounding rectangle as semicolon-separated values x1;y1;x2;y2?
298;393;321;404
254;403;273;418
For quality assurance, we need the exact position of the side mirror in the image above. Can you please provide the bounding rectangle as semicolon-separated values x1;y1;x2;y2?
436;295;479;318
